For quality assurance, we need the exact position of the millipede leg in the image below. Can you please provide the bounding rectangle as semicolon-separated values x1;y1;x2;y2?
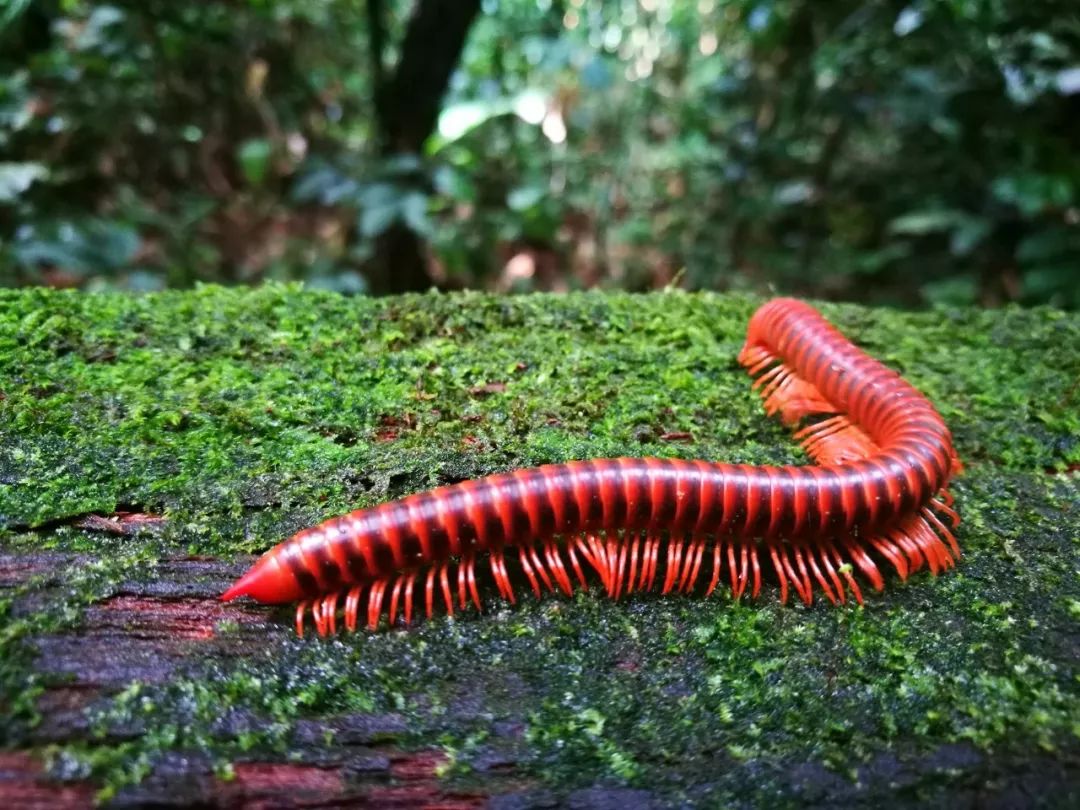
762;374;795;411
928;501;963;533
367;580;388;631
824;539;862;604
645;535;661;591
490;550;515;603
612;536;629;599
676;535;694;592
403;572;417;625
661;537;676;594
314;596;330;637
801;425;847;456
518;545;542;597
457;557;468;610
682;535;706;593
439;564;454;616
749;542;761;598
792;414;844;442
455;553;481;611
389;577;404;627
544;539;574;596
842;536;884;592
916;516;952;572
802;546;837;605
796;415;845;446
767;540;789;604
573;535;599;584
424;568;437;618
601;535;616;597
741;347;777;375
663;536;684;595
588;534;612;592
736;541;751;599
325;591;340;635
776;543;809;604
896;527;927;573
526;544;554;593
626;533;641;595
922;507;961;557
752;363;786;392
465;555;481;611
726;541;740;599
814;545;845;604
791;545;814;605
706;539;723;597
566;539;589;591
296;601;309;638
345;586;362;631
902;518;942;574
869;533;911;579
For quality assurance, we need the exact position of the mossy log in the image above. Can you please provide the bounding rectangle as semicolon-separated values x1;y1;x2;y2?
1;286;1077;807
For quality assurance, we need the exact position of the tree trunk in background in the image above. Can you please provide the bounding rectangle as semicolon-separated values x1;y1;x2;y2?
365;0;483;294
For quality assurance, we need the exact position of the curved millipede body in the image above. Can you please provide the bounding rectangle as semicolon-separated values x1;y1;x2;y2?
223;298;963;636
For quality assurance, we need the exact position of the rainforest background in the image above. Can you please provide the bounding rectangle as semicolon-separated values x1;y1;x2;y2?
2;0;1078;307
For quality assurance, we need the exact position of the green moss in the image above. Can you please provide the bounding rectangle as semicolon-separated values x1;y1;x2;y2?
1;286;1078;803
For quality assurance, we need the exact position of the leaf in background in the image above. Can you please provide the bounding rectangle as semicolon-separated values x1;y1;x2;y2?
888;209;966;235
0;162;47;203
0;72;33;144
237;138;272;186
123;271;167;292
357;182;399;210
1022;264;1080;307
433;165;476;203
291;161;360;205
13;219;140;273
306;270;368;294
581;58;613;92
400;192;431;237
893;7;924;37
1055;67;1080;95
359;201;399;239
1017;226;1080;263
949;217;991;256
431;90;549;154
992;173;1074;218
74;5;126;53
381;154;423;176
507;185;545;212
436;98;511;143
852;242;912;274
920;275;979;306
773;180;816;206
888;209;990;256
0;0;32;34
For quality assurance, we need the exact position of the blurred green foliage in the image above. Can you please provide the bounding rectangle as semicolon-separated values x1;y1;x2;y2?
1;0;1078;306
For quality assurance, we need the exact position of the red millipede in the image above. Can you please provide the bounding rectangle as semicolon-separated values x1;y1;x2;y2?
222;298;963;636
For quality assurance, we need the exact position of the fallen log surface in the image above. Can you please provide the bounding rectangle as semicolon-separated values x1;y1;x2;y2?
1;287;1078;807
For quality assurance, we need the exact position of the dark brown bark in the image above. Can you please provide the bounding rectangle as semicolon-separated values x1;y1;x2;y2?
372;222;437;294
365;0;483;294
374;0;483;155
0;551;498;807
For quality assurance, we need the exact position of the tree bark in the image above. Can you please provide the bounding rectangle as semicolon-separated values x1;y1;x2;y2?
365;0;483;294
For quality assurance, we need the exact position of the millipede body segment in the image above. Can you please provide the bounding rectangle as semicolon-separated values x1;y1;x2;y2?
222;298;963;636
